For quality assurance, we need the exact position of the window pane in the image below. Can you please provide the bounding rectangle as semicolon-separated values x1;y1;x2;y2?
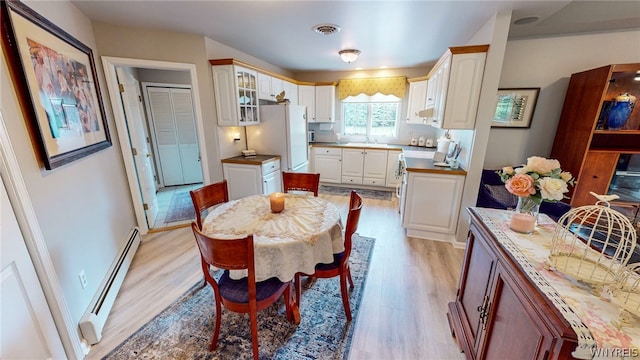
343;103;368;135
371;103;398;137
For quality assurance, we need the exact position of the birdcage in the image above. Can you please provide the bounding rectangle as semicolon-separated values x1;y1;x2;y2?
613;263;640;320
548;200;637;288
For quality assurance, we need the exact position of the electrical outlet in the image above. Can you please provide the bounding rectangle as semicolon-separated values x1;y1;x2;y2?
79;270;88;289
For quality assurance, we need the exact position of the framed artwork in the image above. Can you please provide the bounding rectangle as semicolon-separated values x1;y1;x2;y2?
1;0;111;170
491;88;540;129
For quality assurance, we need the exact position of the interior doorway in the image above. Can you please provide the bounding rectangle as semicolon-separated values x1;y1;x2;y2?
101;57;210;234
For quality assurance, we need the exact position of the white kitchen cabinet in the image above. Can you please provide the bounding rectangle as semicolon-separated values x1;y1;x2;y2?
211;64;259;126
257;73;285;101
406;79;429;124
283;81;298;105
385;150;402;187
424;45;488;129
341;148;387;186
313;147;342;183
402;171;465;236
300;85;335;122
223;158;281;200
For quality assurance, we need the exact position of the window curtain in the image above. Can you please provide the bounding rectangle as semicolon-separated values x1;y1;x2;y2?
337;76;407;100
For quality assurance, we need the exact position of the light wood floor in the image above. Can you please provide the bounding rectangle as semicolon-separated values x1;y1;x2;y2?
86;194;466;360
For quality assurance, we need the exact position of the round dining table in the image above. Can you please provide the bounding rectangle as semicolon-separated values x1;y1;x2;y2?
202;193;344;283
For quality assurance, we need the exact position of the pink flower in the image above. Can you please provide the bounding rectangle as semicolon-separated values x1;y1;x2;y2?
505;174;536;197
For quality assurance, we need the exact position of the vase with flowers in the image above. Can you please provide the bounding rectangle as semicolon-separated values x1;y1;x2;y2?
497;156;574;234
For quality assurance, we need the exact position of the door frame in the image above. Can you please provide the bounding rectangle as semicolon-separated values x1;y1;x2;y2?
141;82;196;189
101;57;210;234
0;111;85;359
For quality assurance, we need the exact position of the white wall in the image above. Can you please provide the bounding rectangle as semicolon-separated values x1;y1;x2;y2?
485;29;640;169
2;0;136;338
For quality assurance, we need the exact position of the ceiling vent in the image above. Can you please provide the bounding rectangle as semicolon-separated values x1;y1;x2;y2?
312;23;341;35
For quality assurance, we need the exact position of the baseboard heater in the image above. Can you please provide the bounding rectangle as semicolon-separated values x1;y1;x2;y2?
80;227;141;345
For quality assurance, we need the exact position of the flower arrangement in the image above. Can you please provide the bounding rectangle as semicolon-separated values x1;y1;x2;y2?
497;156;575;205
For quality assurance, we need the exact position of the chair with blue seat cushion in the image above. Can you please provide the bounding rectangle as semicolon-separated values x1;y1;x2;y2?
294;190;363;321
190;223;297;360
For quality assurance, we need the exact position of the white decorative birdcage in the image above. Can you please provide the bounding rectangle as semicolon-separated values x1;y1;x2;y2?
613;263;640;321
548;199;637;288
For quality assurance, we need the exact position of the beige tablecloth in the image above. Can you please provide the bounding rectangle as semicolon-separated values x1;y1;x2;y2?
473;207;640;359
203;194;343;282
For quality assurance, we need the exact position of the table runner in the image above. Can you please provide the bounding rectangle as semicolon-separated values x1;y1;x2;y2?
472;207;640;359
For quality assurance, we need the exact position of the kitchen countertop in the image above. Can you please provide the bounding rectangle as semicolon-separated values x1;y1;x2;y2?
221;154;280;165
404;157;467;175
311;142;437;152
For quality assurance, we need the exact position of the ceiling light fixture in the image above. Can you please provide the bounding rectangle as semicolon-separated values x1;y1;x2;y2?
339;49;361;63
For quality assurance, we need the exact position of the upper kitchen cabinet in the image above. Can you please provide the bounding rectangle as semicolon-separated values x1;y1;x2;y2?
300;84;336;122
425;45;489;129
210;59;259;126
406;77;429;124
258;72;283;101
550;63;640;207
283;81;298;105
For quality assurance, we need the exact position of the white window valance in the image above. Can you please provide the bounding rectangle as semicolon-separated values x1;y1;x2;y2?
337;76;407;100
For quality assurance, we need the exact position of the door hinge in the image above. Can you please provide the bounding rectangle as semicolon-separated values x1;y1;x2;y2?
118;83;124;93
153;175;157;181
132;147;137;156
138;95;142;102
143;203;149;210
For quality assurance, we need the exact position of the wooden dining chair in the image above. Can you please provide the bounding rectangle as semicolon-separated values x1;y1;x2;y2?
282;172;320;196
191;223;297;360
295;190;363;321
190;180;229;229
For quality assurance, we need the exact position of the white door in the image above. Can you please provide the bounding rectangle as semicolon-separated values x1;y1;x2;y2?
116;68;158;227
1;175;67;359
147;87;203;186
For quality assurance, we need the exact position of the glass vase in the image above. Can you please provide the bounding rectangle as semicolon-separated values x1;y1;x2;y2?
509;196;540;234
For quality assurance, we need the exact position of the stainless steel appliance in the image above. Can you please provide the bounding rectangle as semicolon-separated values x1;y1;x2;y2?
308;130;315;143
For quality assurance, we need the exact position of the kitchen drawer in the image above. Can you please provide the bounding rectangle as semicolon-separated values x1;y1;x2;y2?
342;176;363;185
363;177;385;186
262;159;280;175
314;147;342;156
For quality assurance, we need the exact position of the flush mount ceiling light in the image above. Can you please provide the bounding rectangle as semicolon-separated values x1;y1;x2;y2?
339;49;361;63
514;16;540;25
312;23;341;35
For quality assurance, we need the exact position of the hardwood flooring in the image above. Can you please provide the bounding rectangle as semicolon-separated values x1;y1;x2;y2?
86;194;466;360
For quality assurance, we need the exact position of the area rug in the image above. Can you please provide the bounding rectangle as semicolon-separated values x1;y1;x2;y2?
164;192;196;223
320;185;394;201
104;234;375;359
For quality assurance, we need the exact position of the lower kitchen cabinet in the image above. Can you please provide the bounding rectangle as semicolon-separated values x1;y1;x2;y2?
341;148;388;186
385;150;402;188
313;147;342;183
222;157;281;200
402;171;464;236
447;209;578;360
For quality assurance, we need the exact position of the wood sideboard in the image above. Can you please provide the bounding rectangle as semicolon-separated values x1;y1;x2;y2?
447;208;579;359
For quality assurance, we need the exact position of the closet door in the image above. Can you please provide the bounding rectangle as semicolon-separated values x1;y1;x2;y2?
147;87;202;186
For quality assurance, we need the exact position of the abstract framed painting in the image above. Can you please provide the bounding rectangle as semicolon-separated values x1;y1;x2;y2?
491;88;540;129
1;0;111;169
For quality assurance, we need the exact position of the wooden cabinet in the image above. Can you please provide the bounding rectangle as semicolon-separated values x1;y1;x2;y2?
447;209;578;360
402;171;464;235
313;147;342;183
550;63;640;207
301;85;335;123
424;45;488;129
406;79;429;124
222;158;281;200
211;62;259;126
341;149;388;186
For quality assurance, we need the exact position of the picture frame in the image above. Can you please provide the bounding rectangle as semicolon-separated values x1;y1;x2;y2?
1;0;111;170
491;88;540;129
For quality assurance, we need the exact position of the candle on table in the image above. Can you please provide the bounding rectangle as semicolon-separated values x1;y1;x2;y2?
510;212;536;234
270;192;285;213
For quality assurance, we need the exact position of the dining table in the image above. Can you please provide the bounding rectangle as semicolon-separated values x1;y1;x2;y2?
202;193;344;324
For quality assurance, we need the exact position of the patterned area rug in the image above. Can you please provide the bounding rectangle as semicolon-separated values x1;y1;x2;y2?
165;192;196;223
320;185;394;201
104;235;375;359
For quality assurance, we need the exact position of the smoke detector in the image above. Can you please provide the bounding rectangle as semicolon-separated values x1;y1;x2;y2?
312;23;341;35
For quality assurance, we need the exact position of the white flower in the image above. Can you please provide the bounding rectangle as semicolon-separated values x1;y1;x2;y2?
538;177;568;201
502;166;514;175
560;171;573;182
526;156;560;175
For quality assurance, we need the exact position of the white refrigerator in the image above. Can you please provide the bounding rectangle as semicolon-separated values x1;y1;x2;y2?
246;104;309;172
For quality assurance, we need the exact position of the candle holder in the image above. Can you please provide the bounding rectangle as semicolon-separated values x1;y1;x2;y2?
269;192;285;213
